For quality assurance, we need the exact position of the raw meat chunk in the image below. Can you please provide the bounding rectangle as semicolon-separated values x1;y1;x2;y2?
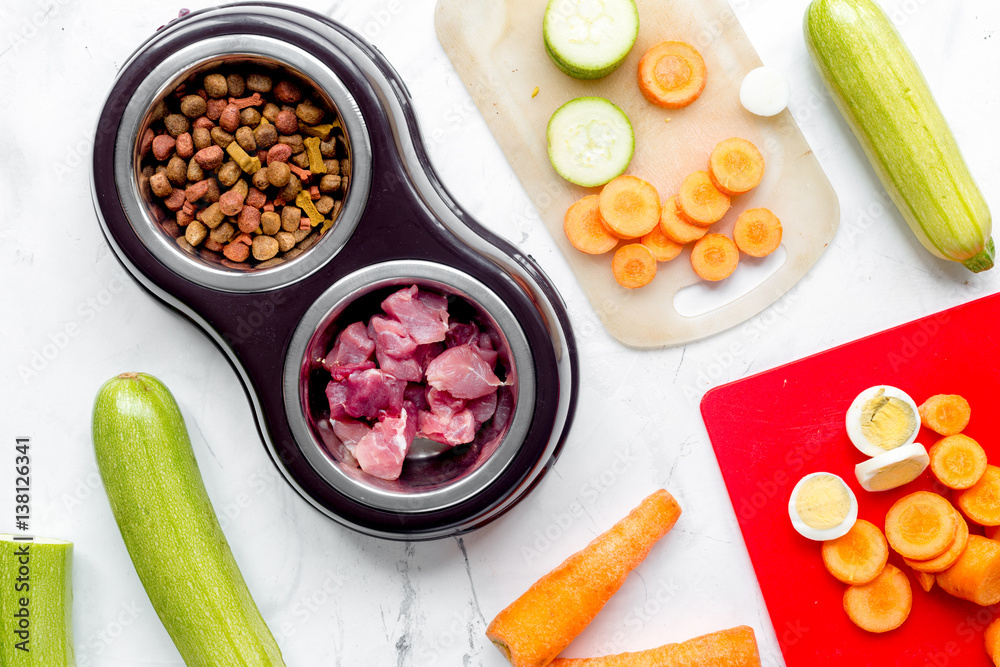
332;418;371;456
381;285;448;344
418;408;477;446
467;391;498;426
325;321;375;369
342;369;406;420
355;407;418;480
368;315;417;359
425;344;504;399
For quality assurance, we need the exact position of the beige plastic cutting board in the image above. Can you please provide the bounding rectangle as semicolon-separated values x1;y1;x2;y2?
435;0;839;347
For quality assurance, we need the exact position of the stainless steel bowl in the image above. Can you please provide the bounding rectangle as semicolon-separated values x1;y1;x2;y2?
284;260;535;513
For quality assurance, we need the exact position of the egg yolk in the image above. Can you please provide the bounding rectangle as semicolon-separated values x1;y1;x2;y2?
796;475;850;530
860;389;916;451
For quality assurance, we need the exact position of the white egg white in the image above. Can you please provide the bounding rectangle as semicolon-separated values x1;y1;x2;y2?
788;472;859;541
855;442;930;492
739;67;790;117
845;385;920;458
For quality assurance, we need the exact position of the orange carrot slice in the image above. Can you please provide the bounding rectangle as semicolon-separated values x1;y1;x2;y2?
929;434;988;490
904;508;969;573
598;175;661;239
919;394;971;436
564;195;619;255
936;535;1000;606
659;195;708;244
486;490;682;667
986;618;1000;663
549;626;761;666
677;171;730;226
612;244;657;289
640;225;683;262
691;234;739;282
637;41;707;109
709;138;765;195
957;465;1000;526
885;491;958;560
912;569;936;593
733;208;782;257
843;563;912;633
822;519;889;585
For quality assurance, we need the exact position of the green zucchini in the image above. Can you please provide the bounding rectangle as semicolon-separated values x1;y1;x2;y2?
543;0;639;80
547;96;635;187
805;0;993;272
92;373;283;667
0;535;74;666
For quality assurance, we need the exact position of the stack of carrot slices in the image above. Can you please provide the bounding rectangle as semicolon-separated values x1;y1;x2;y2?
814;392;1000;660
563;137;782;288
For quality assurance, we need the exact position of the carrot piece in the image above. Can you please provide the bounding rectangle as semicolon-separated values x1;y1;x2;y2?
612;244;657;289
987;525;1000;541
564;195;619;255
640;225;683;262
486;490;682;667
598;175;661;239
919;394;972;436
709;137;765;195
936;535;1000;606
637;41;707;109
904;508;969;573
912;569;936;593
677;171;730;226
958;465;1000;526
733;208;782;258
986;618;1000;664
884;491;958;560
691;234;739;282
821;519;889;585
842;563;912;633
659;195;708;244
548;626;761;667
929;434;988;490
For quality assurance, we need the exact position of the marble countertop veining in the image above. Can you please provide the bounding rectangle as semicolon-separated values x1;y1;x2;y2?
1;0;998;665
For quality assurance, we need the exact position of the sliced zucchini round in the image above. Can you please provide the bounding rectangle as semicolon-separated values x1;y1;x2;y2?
543;0;639;80
547;96;635;188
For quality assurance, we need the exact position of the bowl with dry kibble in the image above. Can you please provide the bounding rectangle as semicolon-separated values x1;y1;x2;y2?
92;4;578;540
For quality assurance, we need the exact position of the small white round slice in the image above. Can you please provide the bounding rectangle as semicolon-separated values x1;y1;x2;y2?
788;472;858;541
845;385;920;458
547;97;634;187
739;67;790;117
855;442;930;492
543;0;639;80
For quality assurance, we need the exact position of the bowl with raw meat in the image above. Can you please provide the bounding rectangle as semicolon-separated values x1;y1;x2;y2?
284;260;538;533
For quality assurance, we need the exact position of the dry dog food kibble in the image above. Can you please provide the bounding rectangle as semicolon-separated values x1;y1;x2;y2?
139;63;351;268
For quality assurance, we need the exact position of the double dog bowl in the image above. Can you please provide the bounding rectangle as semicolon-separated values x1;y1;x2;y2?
91;4;577;540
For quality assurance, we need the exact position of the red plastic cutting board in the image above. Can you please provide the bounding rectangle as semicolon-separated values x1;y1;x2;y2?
701;292;1000;666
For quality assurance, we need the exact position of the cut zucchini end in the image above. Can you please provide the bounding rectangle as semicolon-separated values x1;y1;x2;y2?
962;239;995;273
543;0;639;80
547;97;635;188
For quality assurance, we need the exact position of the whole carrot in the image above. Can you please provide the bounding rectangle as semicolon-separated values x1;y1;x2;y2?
486;489;682;667
549;626;761;667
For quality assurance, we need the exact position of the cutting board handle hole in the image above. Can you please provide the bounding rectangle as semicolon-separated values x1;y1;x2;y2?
673;245;787;318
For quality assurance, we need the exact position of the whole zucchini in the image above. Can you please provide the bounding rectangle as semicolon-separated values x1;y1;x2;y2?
805;0;993;272
0;535;74;666
92;373;284;667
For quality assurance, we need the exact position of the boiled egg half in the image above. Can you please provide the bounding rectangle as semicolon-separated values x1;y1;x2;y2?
788;472;858;541
855;442;930;492
846;385;920;457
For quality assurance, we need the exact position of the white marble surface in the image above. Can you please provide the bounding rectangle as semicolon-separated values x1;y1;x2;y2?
1;0;998;665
